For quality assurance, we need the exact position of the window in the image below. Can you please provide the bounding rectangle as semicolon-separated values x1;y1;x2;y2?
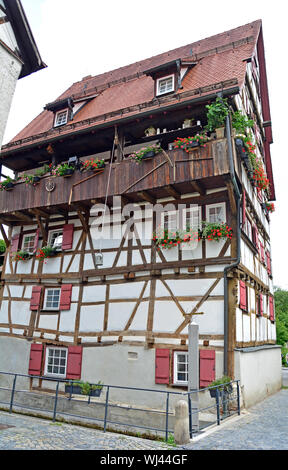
43;288;61;310
54;110;68;127
48;230;63;250
173;351;188;385
185;206;202;229
44;347;68;377
156;75;174;96
22;234;35;254
206;203;226;223
162;211;178;231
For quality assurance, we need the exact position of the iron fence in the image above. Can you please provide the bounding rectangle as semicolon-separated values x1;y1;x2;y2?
0;371;240;441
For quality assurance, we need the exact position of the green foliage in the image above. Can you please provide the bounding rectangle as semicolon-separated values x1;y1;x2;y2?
0;239;6;254
232;111;254;134
274;287;288;347
205;97;229;131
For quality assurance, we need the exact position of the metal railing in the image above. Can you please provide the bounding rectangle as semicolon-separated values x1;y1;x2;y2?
0;371;240;441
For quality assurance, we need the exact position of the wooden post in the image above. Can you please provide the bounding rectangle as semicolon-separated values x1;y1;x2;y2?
188;320;199;432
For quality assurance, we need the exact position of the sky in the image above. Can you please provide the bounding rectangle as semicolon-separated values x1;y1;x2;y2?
2;0;288;289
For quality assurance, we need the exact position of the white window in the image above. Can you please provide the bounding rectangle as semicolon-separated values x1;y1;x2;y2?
43;288;61;310
184;206;202;229
173;351;188;385
54;110;68;127
48;229;63;250
44;347;68;377
163;211;178;231
206;203;226;224
22;234;35;254
156;75;175;96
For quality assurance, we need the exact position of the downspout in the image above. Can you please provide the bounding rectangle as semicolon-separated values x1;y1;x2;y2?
223;113;241;376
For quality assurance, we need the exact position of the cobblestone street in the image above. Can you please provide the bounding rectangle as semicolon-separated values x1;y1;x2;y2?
0;389;287;450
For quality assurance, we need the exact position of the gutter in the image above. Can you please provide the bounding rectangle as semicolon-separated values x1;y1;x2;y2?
223;113;241;376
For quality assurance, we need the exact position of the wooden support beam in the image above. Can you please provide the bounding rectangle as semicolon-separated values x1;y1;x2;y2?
165;185;181;199
29;208;50;219
226;181;237;215
36;216;47;245
137;191;155;204
11;211;33;223
190;181;206;196
76;210;89;232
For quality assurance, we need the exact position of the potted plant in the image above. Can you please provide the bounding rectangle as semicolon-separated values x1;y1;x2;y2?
173;133;208;152
22;174;41;186
201;221;233;242
36;246;58;261
0;176;15;191
13;250;32;262
52;163;75;177
263;202;275;213
80;159;105;172
65;380;103;397
144;126;156;137
232;110;254;136
205;97;229;139
129;144;162;163
208;376;233;398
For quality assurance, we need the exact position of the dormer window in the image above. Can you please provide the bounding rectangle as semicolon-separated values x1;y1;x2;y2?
54;110;68;127
156;75;175;96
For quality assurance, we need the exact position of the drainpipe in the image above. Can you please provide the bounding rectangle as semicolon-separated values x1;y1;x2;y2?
223;113;241;376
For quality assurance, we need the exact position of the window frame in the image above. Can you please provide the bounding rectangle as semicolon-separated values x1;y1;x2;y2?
173;351;189;386
21;234;36;254
156;74;175;96
206;202;226;224
43;287;61;311
54;109;68;127
44;346;68;378
47;229;63;250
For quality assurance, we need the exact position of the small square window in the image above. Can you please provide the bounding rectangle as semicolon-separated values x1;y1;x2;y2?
45;347;67;377
44;288;61;310
156;75;174;96
173;351;188;385
22;235;35;254
54;110;68;127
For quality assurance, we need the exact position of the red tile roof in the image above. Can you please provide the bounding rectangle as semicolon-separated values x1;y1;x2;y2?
3;20;262;152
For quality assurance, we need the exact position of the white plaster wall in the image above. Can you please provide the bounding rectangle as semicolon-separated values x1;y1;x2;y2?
234;346;282;408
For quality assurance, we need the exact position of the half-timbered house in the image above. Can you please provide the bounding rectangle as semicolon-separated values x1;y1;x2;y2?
0;19;281;408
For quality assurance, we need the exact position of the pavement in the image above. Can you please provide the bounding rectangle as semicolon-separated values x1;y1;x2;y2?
0;388;287;451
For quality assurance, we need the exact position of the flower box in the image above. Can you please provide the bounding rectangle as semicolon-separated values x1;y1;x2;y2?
65;382;103;397
4;182;14;191
62;168;74;177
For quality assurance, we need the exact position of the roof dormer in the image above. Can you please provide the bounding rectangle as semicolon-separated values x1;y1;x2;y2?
44;97;74;128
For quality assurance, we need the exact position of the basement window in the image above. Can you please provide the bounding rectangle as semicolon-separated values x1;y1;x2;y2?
156;75;175;96
44;346;68;377
54;109;68;127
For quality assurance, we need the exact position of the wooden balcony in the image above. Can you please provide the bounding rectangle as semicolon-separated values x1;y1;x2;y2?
0;139;231;224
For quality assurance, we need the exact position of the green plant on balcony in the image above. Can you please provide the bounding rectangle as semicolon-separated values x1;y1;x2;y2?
21;174;41;186
80;159;105;171
52;163;75;177
129;144;163;163
173;133;208;152
232;110;254;135
0;176;15;191
243;136;270;192
205;97;229;136
201;221;233;242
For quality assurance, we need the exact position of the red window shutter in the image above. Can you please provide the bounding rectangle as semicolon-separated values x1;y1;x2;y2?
28;344;43;376
260;243;265;264
33;229;40;253
199;350;215;388
30;286;42;311
242;191;246;226
62;224;74;250
66;346;83;380
239;281;247;310
60;284;72;311
252;225;259;251
266;250;271;275
155;349;170;384
269;296;275;322
259;294;263;316
10;234;20;254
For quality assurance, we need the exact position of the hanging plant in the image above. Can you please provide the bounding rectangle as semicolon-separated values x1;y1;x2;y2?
153;226;200;249
173;133;208;152
201;222;233;242
243;137;270;192
36;246;58;260
232;111;254;134
264;202;275;213
129;144;163;163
